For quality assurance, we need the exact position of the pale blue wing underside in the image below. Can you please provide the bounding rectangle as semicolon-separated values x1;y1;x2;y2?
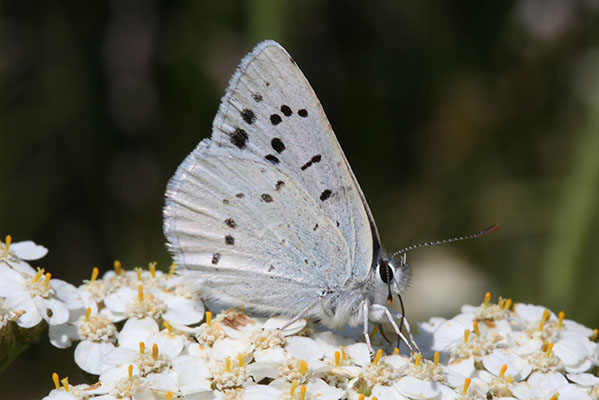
164;140;351;314
208;40;379;279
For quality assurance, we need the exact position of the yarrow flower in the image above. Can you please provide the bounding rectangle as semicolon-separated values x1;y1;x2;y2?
0;239;596;399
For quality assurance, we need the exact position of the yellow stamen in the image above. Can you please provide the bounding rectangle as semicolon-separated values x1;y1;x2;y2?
206;311;212;326
152;343;159;360
358;395;365;400
549;393;559;400
539;310;551;331
225;356;231;372
238;353;244;367
546;342;554;357
33;268;44;283
338;326;343;331
434;352;439;367
373;349;383;366
128;364;133;379
61;377;69;392
394;347;399;355
114;260;122;275
52;372;60;390
168;264;176;277
139;342;145;354
166;392;172;400
90;267;99;282
163;320;173;333
591;328;598;341
85;307;92;322
372;398;378;400
300;385;306;400
464;329;470;343
484;292;491;308
149;262;157;278
138;286;144;302
369;325;379;339
340;345;346;360
289;380;299;395
300;359;308;375
498;297;505;309
44;272;51;289
499;364;508;378
558;311;565;328
414;353;422;367
334;351;340;366
462;377;471;394
473;321;480;337
504;298;512;310
4;235;12;252
507;375;513;383
135;267;142;281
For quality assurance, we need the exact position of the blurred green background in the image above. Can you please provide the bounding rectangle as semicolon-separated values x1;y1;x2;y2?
1;1;597;398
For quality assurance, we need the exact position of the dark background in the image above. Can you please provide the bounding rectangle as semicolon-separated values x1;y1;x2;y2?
1;1;598;398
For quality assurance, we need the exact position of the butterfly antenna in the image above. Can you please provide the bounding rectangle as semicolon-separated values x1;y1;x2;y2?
391;224;501;260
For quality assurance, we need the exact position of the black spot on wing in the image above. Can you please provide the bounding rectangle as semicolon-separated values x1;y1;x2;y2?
235;193;245;198
270;114;282;125
298;109;308;117
240;109;256;124
268;265;275;272
225;235;235;245
300;154;322;170
230;128;248;149
265;154;280;164
313;223;319;231
224;218;236;229
320;190;332;201
271;138;285;153
261;193;273;203
252;93;263;102
222;199;230;204
280;105;292;117
211;253;220;265
275;180;285;191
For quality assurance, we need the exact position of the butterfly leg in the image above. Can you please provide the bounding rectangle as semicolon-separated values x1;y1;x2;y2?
370;304;419;354
362;300;375;360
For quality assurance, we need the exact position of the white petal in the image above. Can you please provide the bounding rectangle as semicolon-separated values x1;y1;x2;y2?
74;340;116;375
118;317;159;349
10;241;48;260
146;331;185;358
212;337;253;361
99;363;140;386
554;339;588;366
566;372;599;386
171;355;212;394
51;280;83;309
482;349;529;380
372;384;408;400
262;315;307;335
514;303;555;322
254;347;286;363
242;383;280;400
285;336;324;362
246;362;280;381
396;376;440;399
306;378;346;400
145;370;178;391
343;343;370;366
554;383;593;400
0;265;25;295
104;287;136;313
49;323;79;348
526;371;567;391
509;382;545;399
34;297;69;325
160;295;205;325
42;389;79;400
102;346;138;368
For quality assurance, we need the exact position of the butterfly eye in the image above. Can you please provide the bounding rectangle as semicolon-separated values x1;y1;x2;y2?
378;260;394;284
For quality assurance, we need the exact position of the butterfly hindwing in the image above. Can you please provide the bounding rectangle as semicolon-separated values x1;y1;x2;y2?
164;139;351;314
208;40;378;278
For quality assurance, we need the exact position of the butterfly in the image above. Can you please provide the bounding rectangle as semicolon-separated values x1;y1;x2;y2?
163;40;498;356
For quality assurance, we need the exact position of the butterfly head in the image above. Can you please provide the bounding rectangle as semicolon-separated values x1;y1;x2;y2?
376;254;411;304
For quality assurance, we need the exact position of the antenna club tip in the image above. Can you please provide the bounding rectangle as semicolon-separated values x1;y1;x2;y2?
485;224;501;233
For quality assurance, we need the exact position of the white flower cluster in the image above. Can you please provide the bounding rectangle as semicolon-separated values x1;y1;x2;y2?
1;236;598;400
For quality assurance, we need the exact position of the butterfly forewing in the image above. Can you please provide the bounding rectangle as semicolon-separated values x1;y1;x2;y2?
164;140;351;314
208;40;377;279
